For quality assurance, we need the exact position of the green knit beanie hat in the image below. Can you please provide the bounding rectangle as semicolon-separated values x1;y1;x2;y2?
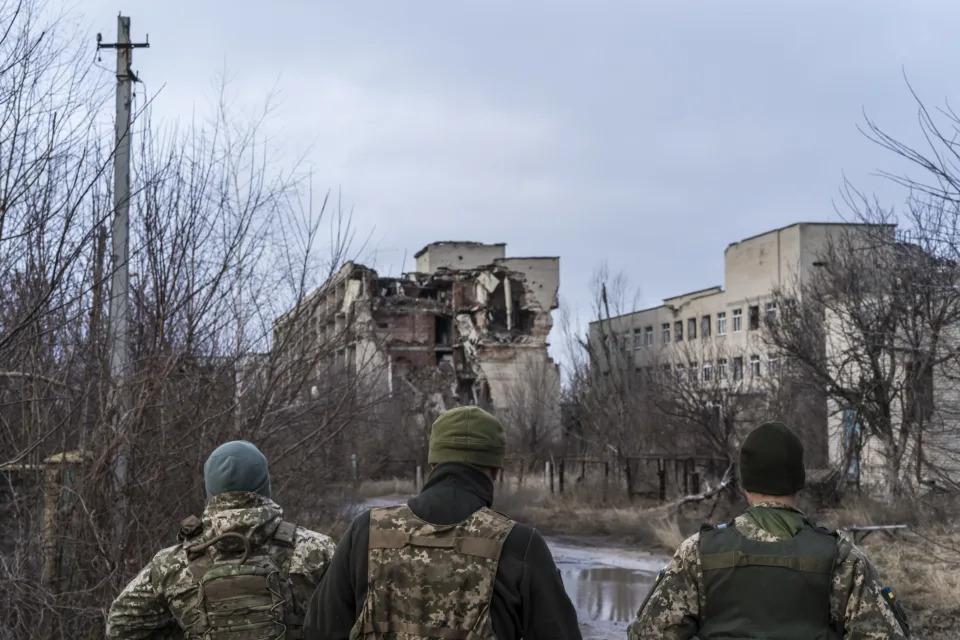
428;406;507;469
204;440;272;499
739;421;805;496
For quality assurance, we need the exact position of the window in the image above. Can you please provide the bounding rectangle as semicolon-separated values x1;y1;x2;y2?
732;308;743;332
690;362;698;384
676;364;686;381
702;362;713;381
842;409;861;479
633;328;642;350
662;323;670;344
701;315;711;338
767;353;779;376
717;311;727;336
749;354;761;377
718;358;728;380
688;318;697;340
675;320;683;341
644;326;653;346
748;305;760;331
733;356;743;381
765;301;778;323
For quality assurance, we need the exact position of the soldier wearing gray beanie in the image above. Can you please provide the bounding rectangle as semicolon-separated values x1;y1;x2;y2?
203;440;272;499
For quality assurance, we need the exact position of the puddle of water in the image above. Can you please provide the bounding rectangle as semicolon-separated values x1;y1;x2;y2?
548;537;666;639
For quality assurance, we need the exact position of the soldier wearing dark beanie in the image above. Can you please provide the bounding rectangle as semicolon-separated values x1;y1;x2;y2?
739;420;806;496
627;418;910;638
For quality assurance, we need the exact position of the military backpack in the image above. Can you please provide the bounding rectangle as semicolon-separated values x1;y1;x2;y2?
165;518;303;639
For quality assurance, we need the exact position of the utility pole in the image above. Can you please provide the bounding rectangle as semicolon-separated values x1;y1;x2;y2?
97;15;148;545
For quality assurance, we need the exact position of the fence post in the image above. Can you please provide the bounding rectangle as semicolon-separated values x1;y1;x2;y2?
657;461;666;502
558;459;565;493
546;461;554;494
415;465;424;493
603;461;610;501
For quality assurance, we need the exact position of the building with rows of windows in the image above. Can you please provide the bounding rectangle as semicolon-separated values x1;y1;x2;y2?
588;222;893;469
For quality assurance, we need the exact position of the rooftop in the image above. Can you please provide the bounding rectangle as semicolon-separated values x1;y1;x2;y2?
414;241;506;259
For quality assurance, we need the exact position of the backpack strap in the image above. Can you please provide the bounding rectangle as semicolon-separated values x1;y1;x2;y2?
272;520;298;546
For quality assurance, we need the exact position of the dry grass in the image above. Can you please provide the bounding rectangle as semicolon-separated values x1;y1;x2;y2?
816;494;960;639
490;482;735;551
352;478;417;499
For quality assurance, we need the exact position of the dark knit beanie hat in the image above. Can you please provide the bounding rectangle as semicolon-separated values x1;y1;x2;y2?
428;406;507;469
739;421;805;496
204;440;272;499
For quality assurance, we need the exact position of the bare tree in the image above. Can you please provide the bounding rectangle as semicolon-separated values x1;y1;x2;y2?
561;266;661;494
0;11;391;632
502;352;561;469
764;220;960;496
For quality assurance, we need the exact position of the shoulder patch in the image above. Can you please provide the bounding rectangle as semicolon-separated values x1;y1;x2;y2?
882;586;910;632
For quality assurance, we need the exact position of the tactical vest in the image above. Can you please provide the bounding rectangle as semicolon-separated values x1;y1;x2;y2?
349;504;516;640
162;520;304;640
698;521;842;640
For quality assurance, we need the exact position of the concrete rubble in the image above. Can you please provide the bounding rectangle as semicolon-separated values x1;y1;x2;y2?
276;241;561;421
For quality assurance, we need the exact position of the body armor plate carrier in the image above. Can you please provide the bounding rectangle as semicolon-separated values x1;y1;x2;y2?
349;504;516;640
698;521;842;640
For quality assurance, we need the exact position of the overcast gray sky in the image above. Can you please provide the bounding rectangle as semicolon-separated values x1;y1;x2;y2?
81;1;957;357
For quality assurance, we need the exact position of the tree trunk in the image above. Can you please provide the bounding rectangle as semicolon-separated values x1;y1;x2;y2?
881;435;903;496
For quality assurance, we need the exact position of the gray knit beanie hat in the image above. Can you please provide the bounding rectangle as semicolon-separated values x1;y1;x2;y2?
203;440;272;499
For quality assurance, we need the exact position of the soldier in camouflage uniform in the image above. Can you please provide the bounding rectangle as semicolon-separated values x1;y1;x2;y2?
304;405;582;640
627;421;911;640
107;441;336;640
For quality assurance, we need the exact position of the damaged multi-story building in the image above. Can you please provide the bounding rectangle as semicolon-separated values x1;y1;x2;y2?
273;241;561;430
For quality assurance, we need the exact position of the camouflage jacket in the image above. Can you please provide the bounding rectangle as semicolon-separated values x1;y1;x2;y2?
107;492;336;640
627;502;910;640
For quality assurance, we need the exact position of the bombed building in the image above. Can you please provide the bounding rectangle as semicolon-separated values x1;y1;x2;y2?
272;241;561;428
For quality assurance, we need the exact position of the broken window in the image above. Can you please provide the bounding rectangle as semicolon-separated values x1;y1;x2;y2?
765;301;778;323
688;318;697;340
675;320;683;341
633;328;643;350
717;311;727;336
701;315;711;338
767;353;779;377
676;364;685;381
456;379;475;404
905;359;935;422
435;316;453;346
644;326;653;346
732;308;743;332
419;287;439;300
733;356;743;381
748;305;760;331
662;323;670;344
718;359;728;380
689;362;698;384
749;354;761;377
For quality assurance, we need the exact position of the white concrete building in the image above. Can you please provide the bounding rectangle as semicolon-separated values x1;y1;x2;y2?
590;222;895;468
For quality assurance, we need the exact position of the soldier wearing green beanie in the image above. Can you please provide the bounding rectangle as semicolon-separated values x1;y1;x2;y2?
628;420;910;639
305;405;582;640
